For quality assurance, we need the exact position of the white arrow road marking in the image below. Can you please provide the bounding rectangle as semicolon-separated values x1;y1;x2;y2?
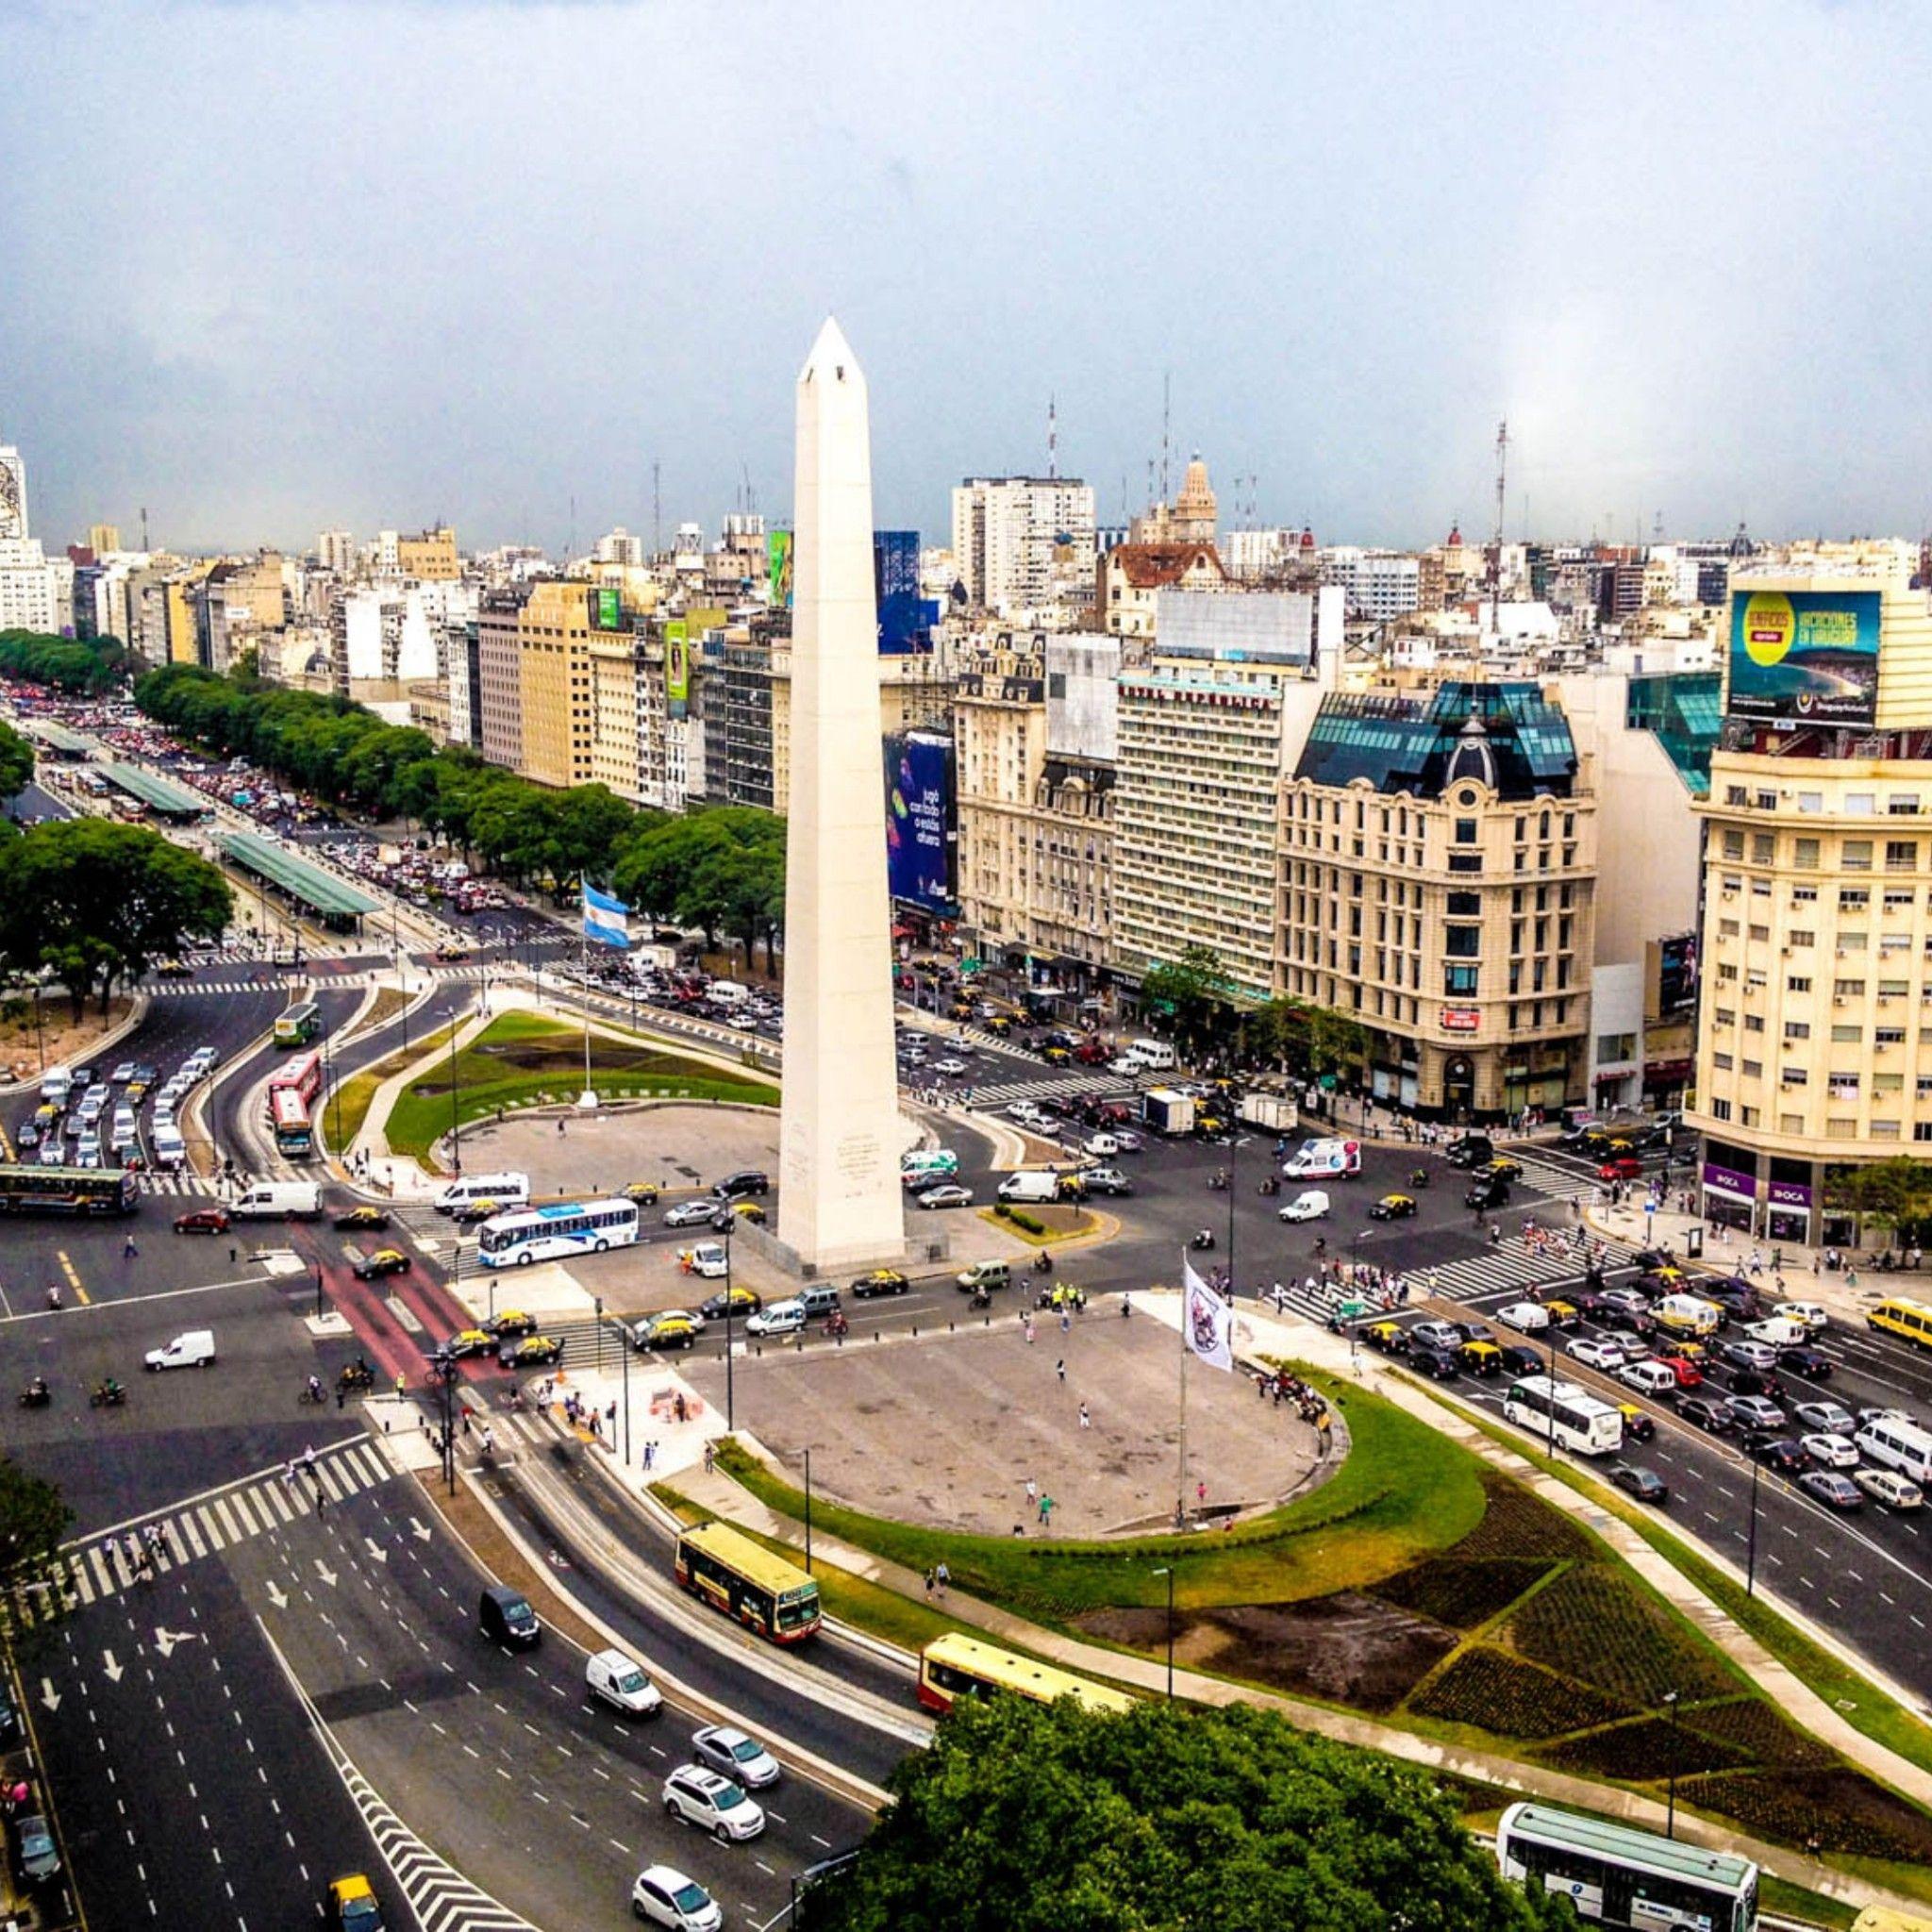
101;1650;123;1683
264;1580;287;1610
408;1516;432;1542
40;1678;59;1713
365;1540;388;1564
154;1627;199;1659
315;1559;338;1588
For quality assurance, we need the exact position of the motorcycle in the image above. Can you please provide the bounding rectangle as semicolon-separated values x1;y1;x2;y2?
825;1311;850;1339
19;1380;50;1408
969;1287;993;1310
1257;1177;1279;1197
1033;1252;1054;1276
337;1361;375;1393
1191;1229;1216;1252
1409;1169;1430;1189
1208;1171;1230;1192
89;1380;126;1409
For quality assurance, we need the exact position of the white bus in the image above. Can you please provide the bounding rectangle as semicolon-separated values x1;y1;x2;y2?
1502;1376;1624;1458
1496;1802;1758;1931
477;1198;641;1269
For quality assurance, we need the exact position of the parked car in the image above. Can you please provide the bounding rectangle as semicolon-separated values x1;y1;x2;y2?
1609;1464;1669;1506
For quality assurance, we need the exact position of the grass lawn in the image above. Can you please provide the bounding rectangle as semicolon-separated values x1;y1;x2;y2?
973;1206;1097;1248
715;1368;1486;1621
1440;1391;1932;1787
378;1011;775;1162
330;1015;461;1151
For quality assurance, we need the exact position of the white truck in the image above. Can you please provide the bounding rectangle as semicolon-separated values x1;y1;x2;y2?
1240;1092;1299;1134
229;1180;324;1218
997;1170;1063;1206
1283;1137;1362;1179
145;1328;216;1371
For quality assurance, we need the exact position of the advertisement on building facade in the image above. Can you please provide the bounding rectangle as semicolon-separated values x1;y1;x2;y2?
767;530;793;609
591;586;623;631
1727;589;1880;724
885;732;955;914
1657;930;1698;1015
874;528;936;655
665;620;690;721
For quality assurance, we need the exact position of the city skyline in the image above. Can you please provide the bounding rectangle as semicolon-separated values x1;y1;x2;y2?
5;0;1928;553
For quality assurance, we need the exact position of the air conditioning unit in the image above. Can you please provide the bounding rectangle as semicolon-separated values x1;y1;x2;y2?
1833;996;1846;1006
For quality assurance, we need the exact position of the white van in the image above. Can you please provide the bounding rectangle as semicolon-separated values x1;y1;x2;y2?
1617;1359;1678;1398
1856;1415;1932;1486
1743;1316;1809;1349
40;1065;73;1106
997;1170;1062;1206
230;1180;324;1218
144;1328;216;1372
1498;1301;1551;1334
1654;1293;1722;1339
150;1126;187;1172
436;1171;530;1216
706;980;751;1008
900;1148;959;1188
586;1647;662;1716
1284;1138;1362;1179
1128;1039;1176;1072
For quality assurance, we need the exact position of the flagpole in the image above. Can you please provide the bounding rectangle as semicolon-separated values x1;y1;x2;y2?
578;888;595;1109
1177;1274;1189;1529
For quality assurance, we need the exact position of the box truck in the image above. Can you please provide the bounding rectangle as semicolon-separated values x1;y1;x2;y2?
1142;1089;1196;1137
1283;1138;1362;1179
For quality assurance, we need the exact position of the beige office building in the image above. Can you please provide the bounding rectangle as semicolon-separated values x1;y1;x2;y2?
397;526;460;581
1689;544;1932;1243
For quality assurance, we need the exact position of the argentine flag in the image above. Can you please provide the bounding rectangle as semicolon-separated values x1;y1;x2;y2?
582;882;631;950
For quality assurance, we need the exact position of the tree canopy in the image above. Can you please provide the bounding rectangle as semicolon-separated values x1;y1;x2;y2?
0;718;35;802
0;627;132;695
0;1455;74;1637
1140;943;1230;1058
614;808;785;968
803;1695;1574;1932
0;818;233;1018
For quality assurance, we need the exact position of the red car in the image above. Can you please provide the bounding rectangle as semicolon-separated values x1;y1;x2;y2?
1657;1354;1705;1389
174;1207;231;1236
1597;1157;1644;1182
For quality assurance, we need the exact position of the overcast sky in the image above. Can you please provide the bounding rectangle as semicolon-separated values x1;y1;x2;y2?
4;0;1928;557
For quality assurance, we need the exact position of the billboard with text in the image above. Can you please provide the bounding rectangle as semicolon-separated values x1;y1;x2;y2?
885;732;954;914
1727;588;1880;724
665;619;689;720
767;530;793;609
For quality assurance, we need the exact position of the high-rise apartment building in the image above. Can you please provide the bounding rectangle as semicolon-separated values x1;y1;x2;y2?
950;476;1096;616
1688;544;1932;1246
397;525;460;581
88;524;121;557
317;529;354;576
1324;547;1422;622
0;431;60;631
475;588;529;772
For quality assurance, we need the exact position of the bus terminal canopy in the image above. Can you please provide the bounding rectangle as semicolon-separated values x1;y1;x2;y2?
218;830;380;930
33;723;92;758
98;761;210;822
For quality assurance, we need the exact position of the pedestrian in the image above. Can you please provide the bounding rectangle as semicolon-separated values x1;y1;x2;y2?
1024;1316;1035;1344
643;1439;656;1472
1038;1494;1053;1524
936;1559;950;1596
557;1116;565;1135
703;1441;716;1474
923;1567;935;1601
1025;1476;1038;1507
1078;1403;1091;1428
1317;1411;1333;1457
1055;1357;1066;1383
481;1425;494;1456
336;1385;346;1409
1059;1309;1071;1334
1196;1478;1207;1510
394;1373;407;1399
123;1234;137;1257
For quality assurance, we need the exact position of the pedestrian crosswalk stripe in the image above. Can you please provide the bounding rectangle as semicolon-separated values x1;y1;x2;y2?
86;1547;111;1598
215;1494;243;1541
179;1510;207;1557
232;1489;263;1535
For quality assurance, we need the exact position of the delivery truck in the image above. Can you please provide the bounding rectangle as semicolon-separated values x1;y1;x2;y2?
1142;1088;1196;1137
1283;1138;1362;1179
1240;1092;1299;1134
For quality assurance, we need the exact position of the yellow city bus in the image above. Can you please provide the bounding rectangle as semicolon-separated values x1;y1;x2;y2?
673;1521;822;1645
916;1633;1134;1717
1867;1298;1932;1353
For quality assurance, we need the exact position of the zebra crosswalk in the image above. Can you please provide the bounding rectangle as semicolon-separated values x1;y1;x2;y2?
962;1071;1140;1110
141;961;500;999
15;1439;394;1625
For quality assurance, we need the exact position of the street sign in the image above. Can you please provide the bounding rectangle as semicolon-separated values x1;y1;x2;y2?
1340;1299;1367;1318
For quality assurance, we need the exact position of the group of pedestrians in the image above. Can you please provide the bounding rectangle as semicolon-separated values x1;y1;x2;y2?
117;1522;173;1579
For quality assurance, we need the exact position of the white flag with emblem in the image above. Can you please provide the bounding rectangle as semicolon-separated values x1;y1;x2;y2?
1181;1255;1234;1372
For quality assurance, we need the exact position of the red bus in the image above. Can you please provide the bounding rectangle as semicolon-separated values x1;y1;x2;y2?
268;1050;324;1112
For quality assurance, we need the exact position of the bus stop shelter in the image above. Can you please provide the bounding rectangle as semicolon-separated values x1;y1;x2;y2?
32;723;92;760
218;830;381;935
98;762;211;824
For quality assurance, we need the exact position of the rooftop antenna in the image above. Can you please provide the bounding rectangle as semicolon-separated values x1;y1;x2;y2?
652;460;661;558
742;460;755;521
1159;371;1172;507
1491;417;1508;635
1146;458;1157;512
568;493;576;560
1047;393;1058;481
140;506;149;551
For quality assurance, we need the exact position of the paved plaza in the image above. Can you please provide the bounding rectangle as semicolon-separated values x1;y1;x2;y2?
687;1309;1336;1540
445;1100;779;1200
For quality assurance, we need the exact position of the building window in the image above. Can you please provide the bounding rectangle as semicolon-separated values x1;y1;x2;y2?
1444;965;1478;994
1444;924;1481;958
1781;1066;1807;1085
1887;840;1919;870
1889;795;1921;815
1710;1098;1733;1121
1830;1024;1863;1042
1722;830;1744;859
1446;891;1480;917
1596;1033;1636;1060
1712;1051;1735;1070
1794;837;1821;867
1843;841;1873;870
1784;1020;1810;1040
1789;930;1814;948
1454;818;1477;843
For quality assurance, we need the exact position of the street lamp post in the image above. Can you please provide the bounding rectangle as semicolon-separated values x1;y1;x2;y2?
1662;1690;1681;1838
1745;1451;1761;1597
434;1344;457;1496
724;1223;736;1431
803;1447;813;1575
1152;1564;1175;1700
445;1005;462;1175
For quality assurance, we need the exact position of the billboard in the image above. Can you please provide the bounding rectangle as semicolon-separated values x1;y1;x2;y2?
591;585;623;631
884;732;955;914
1727;588;1880;724
874;528;924;655
1657;930;1698;1015
665;620;690;720
767;530;793;609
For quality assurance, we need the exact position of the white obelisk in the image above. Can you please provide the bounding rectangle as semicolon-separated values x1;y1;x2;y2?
777;319;906;1271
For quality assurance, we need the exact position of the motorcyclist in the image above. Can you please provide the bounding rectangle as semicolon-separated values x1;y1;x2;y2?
22;1374;48;1404
307;1374;324;1404
46;1284;60;1309
1191;1228;1215;1250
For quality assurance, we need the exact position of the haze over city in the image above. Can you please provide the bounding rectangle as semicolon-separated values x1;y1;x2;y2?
5;0;1929;551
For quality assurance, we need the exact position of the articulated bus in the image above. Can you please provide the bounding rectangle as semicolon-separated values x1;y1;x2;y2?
0;1164;139;1217
1502;1376;1624;1457
268;1050;325;1112
268;1087;314;1158
274;1000;322;1048
674;1521;822;1644
476;1198;641;1269
1496;1803;1758;1932
917;1633;1135;1717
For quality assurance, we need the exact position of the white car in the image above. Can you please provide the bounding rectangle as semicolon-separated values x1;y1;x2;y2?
1108;1057;1144;1075
917;1184;974;1209
1277;1190;1331;1223
1801;1432;1859;1471
1497;1301;1551;1334
631;1864;723;1931
662;1763;765;1840
1006;1099;1042;1123
75;1133;101;1167
1111;1129;1142;1152
690;1724;780;1790
1567;1337;1624;1371
745;1299;806;1338
1853;1467;1924;1511
1774;1301;1831;1334
935;1058;968;1076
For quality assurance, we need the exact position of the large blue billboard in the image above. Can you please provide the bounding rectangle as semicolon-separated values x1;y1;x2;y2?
874;529;927;655
1727;589;1880;724
885;732;954;913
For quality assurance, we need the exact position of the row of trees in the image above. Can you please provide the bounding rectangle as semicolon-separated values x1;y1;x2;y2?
805;1694;1574;1930
1824;1157;1932;1246
0;627;133;695
138;662;789;959
1141;942;1370;1083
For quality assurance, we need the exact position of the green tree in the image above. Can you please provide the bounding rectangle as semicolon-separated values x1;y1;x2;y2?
1140;942;1229;1058
0;820;233;1018
803;1696;1574;1932
0;1455;74;1637
0;719;35;803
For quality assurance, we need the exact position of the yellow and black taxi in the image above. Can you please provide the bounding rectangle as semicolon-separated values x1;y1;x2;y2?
350;1247;411;1282
1362;1319;1409;1357
155;958;195;977
722;1199;768;1225
1618;1404;1657;1443
327;1873;384;1931
451;1197;501;1225
1367;1192;1419;1221
1541;1298;1580;1330
498;1334;565;1370
442;1327;496;1358
482;1308;538;1339
332;1205;391;1232
849;1268;910;1300
1457;1339;1505;1376
1474;1157;1523;1183
638;1310;699;1353
432;942;470;962
1041;1044;1072;1066
697;1285;761;1321
622;1179;662;1206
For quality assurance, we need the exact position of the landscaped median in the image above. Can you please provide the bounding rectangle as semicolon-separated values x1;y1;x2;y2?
685;1366;1932;1908
338;1007;776;1167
